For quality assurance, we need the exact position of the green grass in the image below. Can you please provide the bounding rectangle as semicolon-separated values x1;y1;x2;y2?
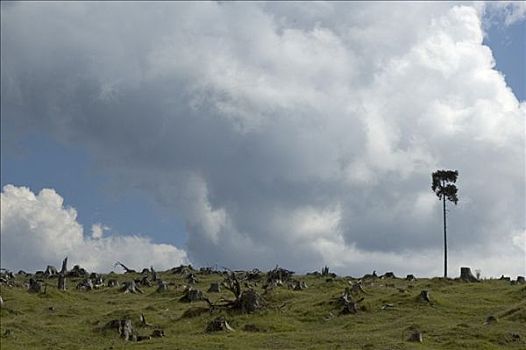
1;272;524;349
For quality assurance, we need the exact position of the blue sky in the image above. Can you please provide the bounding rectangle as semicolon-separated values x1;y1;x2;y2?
1;2;525;275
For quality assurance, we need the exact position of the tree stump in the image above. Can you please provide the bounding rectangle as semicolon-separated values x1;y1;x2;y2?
291;280;307;291
121;280;143;294
321;266;330;276
58;274;66;291
180;287;203;302
59;257;68;275
338;289;363;315
186;273;198;284
151;329;165;338
408;330;423;342
405;274;416;281
418;290;431;303
460;267;479;282
484;315;498;325
207;282;221;293
382;272;396;279
28;278;44;293
239;289;262;313
137;276;152;287
156;280;169;292
516;276;525;284
107;279;119;287
67;265;87;278
206;316;234;332
362;270;378;279
150;267;158;282
350;282;367;295
76;278;94;290
104;319;136;341
44;265;58;277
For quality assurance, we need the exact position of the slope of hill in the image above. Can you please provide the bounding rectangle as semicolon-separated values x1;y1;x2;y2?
0;268;524;349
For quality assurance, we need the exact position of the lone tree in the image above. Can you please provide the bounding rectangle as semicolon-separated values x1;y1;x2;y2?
432;170;459;278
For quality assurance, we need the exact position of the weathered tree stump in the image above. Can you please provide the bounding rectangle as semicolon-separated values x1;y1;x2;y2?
516;276;525;284
406;274;416;281
137;276;152;287
362;270;378;279
321;266;330;276
151;329;165;338
208;282;221;293
418;290;431;303
93;276;104;288
460;267;479;282
246;268;262;281
292;280;308;291
238;289;262;313
58;274;66;291
121;281;143;294
150;267;158;282
484;315;498;325
206;316;234;332
408;330;423;342
28;278;44;293
67;265;87;278
76;278;94;290
104;319;136;341
170;264;194;275
44;265;58;277
180;287;204;302
382;272;396;279
59;257;68;275
107;279;119;287
140;313;152;327
156;280;169;292
338;289;364;315
350;282;367;295
267;266;294;284
186;273;198;284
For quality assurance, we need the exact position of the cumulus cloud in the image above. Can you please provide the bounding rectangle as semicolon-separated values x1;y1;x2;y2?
1;2;524;276
0;185;188;272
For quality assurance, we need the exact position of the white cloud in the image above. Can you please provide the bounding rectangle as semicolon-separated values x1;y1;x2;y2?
482;1;526;26
1;3;524;277
91;223;108;239
0;185;188;272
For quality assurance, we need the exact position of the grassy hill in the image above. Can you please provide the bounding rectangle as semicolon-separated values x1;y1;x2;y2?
1;268;524;349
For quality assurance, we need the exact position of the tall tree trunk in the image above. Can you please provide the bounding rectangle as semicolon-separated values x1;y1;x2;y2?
443;194;447;278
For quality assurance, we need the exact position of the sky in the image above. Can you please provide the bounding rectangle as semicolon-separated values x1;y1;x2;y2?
1;1;525;277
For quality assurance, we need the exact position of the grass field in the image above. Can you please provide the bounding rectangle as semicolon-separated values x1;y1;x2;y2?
1;268;524;349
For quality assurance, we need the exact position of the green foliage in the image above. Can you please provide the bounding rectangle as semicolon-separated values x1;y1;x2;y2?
432;170;459;204
1;272;524;349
